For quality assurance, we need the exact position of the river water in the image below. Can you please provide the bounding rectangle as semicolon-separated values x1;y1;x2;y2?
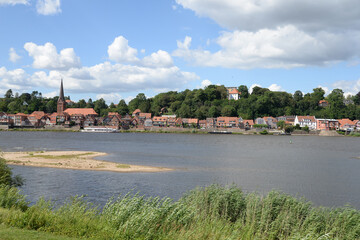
1;131;359;208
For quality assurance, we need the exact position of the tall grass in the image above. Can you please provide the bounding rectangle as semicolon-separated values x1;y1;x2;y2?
0;184;359;239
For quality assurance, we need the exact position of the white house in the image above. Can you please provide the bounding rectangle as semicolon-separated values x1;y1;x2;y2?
227;88;240;100
294;116;317;130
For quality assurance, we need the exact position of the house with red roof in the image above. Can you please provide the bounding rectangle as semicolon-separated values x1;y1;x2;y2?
294;116;317;130
227;88;240;100
152;116;168;127
241;119;254;129
318;100;329;107
28;111;49;127
216;117;239;128
14;113;31;126
338;118;356;131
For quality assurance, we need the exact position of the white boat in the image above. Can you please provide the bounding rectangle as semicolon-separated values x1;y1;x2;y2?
81;127;119;133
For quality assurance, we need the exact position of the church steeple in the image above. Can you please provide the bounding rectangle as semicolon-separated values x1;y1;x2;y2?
57;78;67;114
59;78;65;102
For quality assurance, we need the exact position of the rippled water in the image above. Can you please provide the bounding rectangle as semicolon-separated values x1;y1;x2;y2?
1;131;360;208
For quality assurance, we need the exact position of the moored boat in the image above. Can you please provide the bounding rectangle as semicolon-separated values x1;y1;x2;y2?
81;127;119;133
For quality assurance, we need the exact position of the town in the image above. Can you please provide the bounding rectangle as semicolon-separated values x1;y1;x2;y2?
0;80;359;133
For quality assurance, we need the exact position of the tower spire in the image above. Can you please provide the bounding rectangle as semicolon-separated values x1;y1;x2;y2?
59;78;65;102
57;78;67;114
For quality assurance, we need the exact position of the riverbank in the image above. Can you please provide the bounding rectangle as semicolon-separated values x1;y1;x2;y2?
2;151;172;173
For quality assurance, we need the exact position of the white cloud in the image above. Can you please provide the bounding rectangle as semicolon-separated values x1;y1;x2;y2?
268;84;284;92
177;36;192;49
175;0;360;32
2;39;199;97
174;27;360;69
331;79;360;96
0;0;28;5
36;0;61;15
24;42;81;70
141;50;173;68
249;83;285;93
96;93;122;104
201;79;212;88
249;84;261;94
318;85;330;95
42;91;57;98
174;0;360;69
24;61;198;94
108;36;138;63
9;48;21;63
0;67;31;91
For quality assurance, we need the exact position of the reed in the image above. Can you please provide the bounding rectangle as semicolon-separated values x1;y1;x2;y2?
0;184;359;239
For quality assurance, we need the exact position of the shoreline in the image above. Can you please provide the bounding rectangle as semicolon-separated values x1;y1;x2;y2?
2;151;173;173
1;127;359;137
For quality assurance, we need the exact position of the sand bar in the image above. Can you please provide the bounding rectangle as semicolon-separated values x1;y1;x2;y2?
2;151;173;173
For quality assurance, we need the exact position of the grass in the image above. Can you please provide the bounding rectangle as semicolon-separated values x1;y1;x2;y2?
116;164;131;168
0;224;80;240
0;184;359;240
27;152;94;160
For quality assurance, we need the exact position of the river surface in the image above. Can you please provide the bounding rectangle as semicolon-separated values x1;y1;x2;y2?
1;131;360;208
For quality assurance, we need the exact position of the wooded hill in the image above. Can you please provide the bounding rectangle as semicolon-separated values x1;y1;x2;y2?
1;85;360;120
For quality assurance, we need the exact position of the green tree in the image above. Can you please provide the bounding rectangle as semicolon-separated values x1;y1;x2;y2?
0;157;24;187
221;105;236;117
238;85;249;98
208;105;220;118
277;120;285;130
5;89;13;99
177;104;191;118
116;99;129;115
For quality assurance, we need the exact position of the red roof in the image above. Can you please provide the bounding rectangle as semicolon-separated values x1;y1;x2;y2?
15;113;28;116
132;109;141;115
228;88;239;94
217;117;238;124
64;108;97;116
243;119;254;125
153;117;167;122
297;116;316;122
28;111;46;119
139;113;151;119
338;118;355;127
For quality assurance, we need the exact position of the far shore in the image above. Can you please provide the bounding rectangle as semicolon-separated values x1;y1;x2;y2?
2;151;173;173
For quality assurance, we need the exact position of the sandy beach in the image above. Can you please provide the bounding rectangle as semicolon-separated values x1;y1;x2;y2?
2;151;172;173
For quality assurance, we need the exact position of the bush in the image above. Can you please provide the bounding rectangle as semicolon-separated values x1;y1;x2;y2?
285;125;294;133
0;157;24;187
259;130;268;135
302;125;310;132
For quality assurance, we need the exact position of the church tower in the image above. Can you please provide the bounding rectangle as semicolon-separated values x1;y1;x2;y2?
57;79;67;114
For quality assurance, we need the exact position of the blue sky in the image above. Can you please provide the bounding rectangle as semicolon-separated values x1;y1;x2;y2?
1;0;360;104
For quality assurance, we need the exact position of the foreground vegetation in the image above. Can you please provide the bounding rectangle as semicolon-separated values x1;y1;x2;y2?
0;184;359;240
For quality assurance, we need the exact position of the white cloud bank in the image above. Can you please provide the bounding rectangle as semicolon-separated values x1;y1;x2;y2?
174;0;360;69
1;36;199;96
36;0;61;15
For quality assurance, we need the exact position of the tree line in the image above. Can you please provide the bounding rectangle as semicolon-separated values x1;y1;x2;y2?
1;85;360;120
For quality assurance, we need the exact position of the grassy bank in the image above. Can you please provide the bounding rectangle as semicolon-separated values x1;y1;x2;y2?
0;185;359;240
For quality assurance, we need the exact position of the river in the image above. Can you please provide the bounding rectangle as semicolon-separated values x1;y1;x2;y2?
1;131;359;208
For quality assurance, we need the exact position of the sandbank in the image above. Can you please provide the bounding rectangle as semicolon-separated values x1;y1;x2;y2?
2;151;172;173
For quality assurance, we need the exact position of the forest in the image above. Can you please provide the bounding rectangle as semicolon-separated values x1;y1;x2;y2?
1;85;360;120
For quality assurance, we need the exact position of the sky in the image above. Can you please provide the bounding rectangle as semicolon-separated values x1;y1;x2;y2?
1;0;360;104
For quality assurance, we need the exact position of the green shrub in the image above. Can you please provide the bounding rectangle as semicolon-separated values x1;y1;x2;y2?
259;130;268;135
